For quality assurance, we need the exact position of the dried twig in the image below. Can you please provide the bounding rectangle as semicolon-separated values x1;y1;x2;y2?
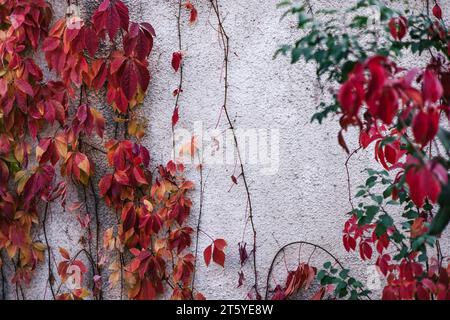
345;147;361;211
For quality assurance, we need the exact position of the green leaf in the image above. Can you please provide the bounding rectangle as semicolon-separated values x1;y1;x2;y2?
350;16;369;28
365;205;379;220
339;269;349;279
317;270;326;280
375;223;386;236
366;176;377;188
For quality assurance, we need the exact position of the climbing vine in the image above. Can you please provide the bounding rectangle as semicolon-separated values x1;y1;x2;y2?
0;0;229;300
277;0;450;299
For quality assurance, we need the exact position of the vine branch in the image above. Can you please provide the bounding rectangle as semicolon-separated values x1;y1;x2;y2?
209;0;260;298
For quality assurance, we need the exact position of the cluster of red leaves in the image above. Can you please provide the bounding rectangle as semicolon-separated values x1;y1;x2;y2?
203;238;227;267
101;152;204;299
343;215;390;261
271;263;317;300
337;7;450;299
343;213;450;299
0;0;221;301
382;256;450;300
42;0;154;113
56;248;90;300
0;0;66;286
340;53;448;208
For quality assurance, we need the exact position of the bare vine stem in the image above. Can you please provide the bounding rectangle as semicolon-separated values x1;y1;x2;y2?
345;147;361;211
209;0;260;298
172;0;184;159
42;202;56;299
192;154;204;293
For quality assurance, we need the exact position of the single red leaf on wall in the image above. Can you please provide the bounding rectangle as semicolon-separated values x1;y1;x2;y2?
359;241;373;260
388;17;407;40
203;244;212;266
172;106;179;126
185;1;198;24
412;108;439;146
172;52;182;72
59;247;71;260
405;156;448;207
422;69;443;103
376;254;391;276
343;234;356;252
433;4;442;19
212;239;227;267
99;174;113;197
338;63;364;117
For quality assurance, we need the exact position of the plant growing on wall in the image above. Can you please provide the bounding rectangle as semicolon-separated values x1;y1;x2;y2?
276;0;450;299
0;0;227;300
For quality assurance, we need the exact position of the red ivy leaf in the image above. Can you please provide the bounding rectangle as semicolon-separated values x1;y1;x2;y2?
59;247;70;260
99;173;113;197
121;59;138;101
433;4;442;19
359;241;373;260
172;52;182;72
422;69;443;103
83;26;99;56
92;0;129;40
172;106;179;126
412;107;439;146
388;17;407;40
212;239;227;267
185;1;198;24
15;79;34;96
203;244;212;267
124;22;155;60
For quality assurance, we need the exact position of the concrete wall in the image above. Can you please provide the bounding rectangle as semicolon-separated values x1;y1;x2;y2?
4;0;450;299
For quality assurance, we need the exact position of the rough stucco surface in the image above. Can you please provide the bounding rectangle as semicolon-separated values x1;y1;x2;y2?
4;0;450;300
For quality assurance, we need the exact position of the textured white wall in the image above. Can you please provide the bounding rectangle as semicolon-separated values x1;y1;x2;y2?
4;0;449;300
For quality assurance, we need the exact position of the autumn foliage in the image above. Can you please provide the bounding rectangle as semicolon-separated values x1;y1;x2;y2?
278;0;450;300
0;0;229;300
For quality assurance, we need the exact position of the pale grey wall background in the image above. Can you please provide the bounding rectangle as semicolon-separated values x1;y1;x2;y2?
3;0;450;299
